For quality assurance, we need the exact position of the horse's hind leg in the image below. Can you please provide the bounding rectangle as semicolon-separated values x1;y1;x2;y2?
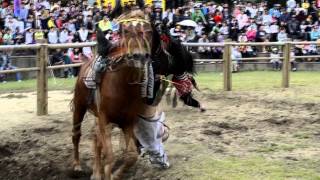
112;127;138;180
72;103;87;171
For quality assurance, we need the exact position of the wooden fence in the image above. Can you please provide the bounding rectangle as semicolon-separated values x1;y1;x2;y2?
0;41;319;115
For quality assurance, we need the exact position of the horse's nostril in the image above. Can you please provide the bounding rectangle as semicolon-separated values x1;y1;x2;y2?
133;54;139;59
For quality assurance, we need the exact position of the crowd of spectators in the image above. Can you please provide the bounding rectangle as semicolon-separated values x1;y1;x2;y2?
1;0;320;80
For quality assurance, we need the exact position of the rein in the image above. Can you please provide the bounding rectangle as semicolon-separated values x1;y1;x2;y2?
159;76;185;87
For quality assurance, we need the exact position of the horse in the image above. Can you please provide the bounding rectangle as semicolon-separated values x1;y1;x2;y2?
71;9;195;180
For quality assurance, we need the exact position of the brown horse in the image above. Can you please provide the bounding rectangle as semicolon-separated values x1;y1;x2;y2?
72;10;158;180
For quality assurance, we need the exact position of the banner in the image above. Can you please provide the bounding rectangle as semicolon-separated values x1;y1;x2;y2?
14;0;21;17
96;0;101;8
104;0;116;8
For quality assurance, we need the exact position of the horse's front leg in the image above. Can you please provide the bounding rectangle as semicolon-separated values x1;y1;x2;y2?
95;112;114;180
91;129;103;180
112;127;139;180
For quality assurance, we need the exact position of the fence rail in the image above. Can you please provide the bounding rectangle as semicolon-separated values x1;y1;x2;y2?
0;41;320;115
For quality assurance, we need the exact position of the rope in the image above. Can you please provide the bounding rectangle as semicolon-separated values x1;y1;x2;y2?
159;76;185;87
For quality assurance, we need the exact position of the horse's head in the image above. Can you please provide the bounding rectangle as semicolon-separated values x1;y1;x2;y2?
116;9;153;56
96;9;153;60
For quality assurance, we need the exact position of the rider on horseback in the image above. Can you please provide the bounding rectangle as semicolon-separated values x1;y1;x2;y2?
87;0;204;169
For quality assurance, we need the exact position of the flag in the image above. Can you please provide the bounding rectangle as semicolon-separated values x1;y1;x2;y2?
14;0;21;17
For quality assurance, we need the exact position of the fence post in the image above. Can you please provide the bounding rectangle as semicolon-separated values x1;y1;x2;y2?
223;42;232;91
282;42;290;88
37;44;48;115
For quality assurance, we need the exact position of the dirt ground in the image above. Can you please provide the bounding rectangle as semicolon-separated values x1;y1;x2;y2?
0;89;319;180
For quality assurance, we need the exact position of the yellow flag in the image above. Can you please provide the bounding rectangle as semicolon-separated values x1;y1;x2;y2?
97;0;101;7
121;0;131;6
104;0;116;8
146;0;152;6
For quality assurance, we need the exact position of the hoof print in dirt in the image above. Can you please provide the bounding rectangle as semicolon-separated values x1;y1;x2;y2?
0;145;14;158
206;121;248;132
201;129;222;136
66;169;91;179
264;118;292;125
33;127;60;135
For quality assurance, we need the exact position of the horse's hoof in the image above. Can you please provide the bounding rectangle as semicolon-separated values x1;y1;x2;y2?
73;164;82;172
90;174;102;180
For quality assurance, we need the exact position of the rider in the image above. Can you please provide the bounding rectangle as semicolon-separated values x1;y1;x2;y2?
91;0;204;169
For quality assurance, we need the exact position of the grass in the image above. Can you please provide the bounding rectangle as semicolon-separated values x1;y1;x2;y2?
167;143;320;180
195;71;320;91
1;71;320;93
0;77;77;93
186;155;320;180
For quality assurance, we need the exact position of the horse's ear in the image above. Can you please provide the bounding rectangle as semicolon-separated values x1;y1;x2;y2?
137;0;144;8
96;28;107;44
96;28;111;57
109;0;122;19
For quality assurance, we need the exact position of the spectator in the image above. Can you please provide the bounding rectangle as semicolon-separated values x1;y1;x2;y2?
70;48;82;77
197;34;210;58
34;29;45;43
62;50;72;78
3;29;14;45
24;28;34;44
78;26;89;42
98;15;112;33
0;50;22;82
290;48;297;71
310;26;319;41
59;28;69;43
231;47;242;72
82;45;93;60
48;27;58;44
270;47;282;70
270;21;279;42
192;6;207;24
277;27;288;42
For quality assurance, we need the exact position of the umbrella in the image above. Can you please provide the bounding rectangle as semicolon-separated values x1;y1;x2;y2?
177;20;198;27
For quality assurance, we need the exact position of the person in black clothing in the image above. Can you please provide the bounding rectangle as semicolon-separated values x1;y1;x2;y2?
51;49;64;66
288;16;300;39
229;18;239;41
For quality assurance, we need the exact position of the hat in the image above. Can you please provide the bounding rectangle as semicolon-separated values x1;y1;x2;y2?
272;47;278;52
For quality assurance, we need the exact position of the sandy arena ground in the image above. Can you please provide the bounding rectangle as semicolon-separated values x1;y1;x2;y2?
0;89;319;180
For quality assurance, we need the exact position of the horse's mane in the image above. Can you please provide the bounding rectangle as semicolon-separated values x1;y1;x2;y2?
168;39;195;75
151;24;195;75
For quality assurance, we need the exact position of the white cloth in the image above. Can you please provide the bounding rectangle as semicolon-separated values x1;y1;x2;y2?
134;112;166;156
78;29;88;42
270;25;279;34
48;31;58;44
270;53;281;63
287;0;297;9
262;14;273;25
232;48;242;61
236;14;248;29
59;31;68;43
25;32;34;44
